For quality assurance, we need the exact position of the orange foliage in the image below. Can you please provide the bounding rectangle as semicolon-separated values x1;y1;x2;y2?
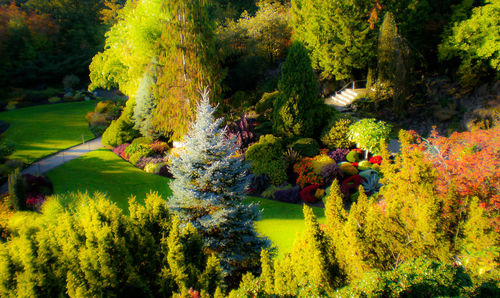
420;127;500;229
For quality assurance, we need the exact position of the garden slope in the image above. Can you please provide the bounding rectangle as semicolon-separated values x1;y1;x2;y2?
47;149;325;256
0;101;97;163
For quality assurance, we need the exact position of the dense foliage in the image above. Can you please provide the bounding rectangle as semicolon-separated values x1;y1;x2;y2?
0;192;222;297
245;134;287;185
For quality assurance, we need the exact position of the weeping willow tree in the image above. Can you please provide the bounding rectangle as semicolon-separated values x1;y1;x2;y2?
153;0;221;140
89;0;221;141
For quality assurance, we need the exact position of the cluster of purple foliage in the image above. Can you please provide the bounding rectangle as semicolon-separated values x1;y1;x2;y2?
113;143;130;157
135;156;168;170
225;114;256;151
328;148;350;163
320;163;344;185
274;186;301;204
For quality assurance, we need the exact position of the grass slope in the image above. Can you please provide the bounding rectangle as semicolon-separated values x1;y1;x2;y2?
47;149;325;255
0;101;97;163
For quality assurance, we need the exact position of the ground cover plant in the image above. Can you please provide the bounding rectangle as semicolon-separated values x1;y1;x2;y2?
0;101;97;163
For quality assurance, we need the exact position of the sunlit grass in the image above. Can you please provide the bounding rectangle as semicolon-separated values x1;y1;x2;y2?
0;101;97;163
47;149;324;256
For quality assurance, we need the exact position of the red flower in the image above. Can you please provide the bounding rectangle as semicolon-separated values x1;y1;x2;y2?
352;162;359;167
369;155;382;165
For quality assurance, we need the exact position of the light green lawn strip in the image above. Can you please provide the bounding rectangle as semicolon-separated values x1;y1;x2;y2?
0;101;97;163
47;148;325;256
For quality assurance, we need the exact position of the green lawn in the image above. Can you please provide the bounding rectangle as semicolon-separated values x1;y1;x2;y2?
47;149;325;256
0;101;97;163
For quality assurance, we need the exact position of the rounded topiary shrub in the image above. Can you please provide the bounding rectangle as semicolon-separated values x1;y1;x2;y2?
144;163;163;174
290;138;319;157
320;117;356;149
358;160;372;171
339;162;358;176
245;134;287;185
346;150;360;163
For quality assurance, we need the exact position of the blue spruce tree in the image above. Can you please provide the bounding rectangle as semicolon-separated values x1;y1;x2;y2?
168;89;270;283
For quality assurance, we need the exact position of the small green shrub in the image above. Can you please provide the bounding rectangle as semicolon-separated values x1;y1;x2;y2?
256;91;279;119
339;162;358;176
125;143;153;165
346;151;360;163
102;99;141;147
348;118;392;154
290;138;319;157
131;137;153;146
357;160;372;171
144;162;164;174
245;134;287;185
320;117;355;149
62;74;80;90
48;96;61;103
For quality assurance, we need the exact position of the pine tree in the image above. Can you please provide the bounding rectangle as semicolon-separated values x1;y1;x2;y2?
377;12;411;115
260;249;274;295
153;0;221;140
273;41;321;138
134;63;159;139
168;89;270;282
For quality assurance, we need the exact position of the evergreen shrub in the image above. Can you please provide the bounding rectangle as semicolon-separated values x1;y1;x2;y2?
320;117;355;149
245;134;287;185
290;138;319;157
102;99;141;147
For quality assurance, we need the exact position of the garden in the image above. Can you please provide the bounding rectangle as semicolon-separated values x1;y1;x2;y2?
0;0;498;297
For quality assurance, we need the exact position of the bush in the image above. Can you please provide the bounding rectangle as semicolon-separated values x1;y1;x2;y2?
300;184;321;203
150;141;170;154
358;160;372;171
320;163;343;186
62;74;80;89
274;185;301;203
135;156;167;170
309;153;335;174
347;118;392;155
245;135;287;185
320;117;355;149
327;148;350;163
290;138;319;158
293;158;324;188
48;96;61;103
249;174;271;196
256;91;279;120
102;99;141;147
131;137;153;146
346;150;360;163
0;141;15;162
9;172;53;211
112;143;130;158
144;162;164;174
125;144;153;166
339;162;358;176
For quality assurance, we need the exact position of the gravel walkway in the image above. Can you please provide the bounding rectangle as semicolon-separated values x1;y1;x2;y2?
0;137;103;194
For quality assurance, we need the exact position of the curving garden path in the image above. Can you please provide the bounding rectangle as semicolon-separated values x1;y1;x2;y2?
0;137;103;194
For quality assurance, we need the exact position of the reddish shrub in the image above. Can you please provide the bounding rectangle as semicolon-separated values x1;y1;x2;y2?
293;158;324;188
341;175;365;199
300;184;321;203
369;155;382;165
150;141;169;154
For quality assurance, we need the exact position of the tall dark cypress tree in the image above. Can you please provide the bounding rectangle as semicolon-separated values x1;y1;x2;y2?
273;41;321;138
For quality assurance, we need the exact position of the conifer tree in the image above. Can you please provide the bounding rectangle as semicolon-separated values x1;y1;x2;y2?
153;0;221;140
377;12;411;115
134;64;159;139
260;249;274;295
273;41;321;138
168;89;270;282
